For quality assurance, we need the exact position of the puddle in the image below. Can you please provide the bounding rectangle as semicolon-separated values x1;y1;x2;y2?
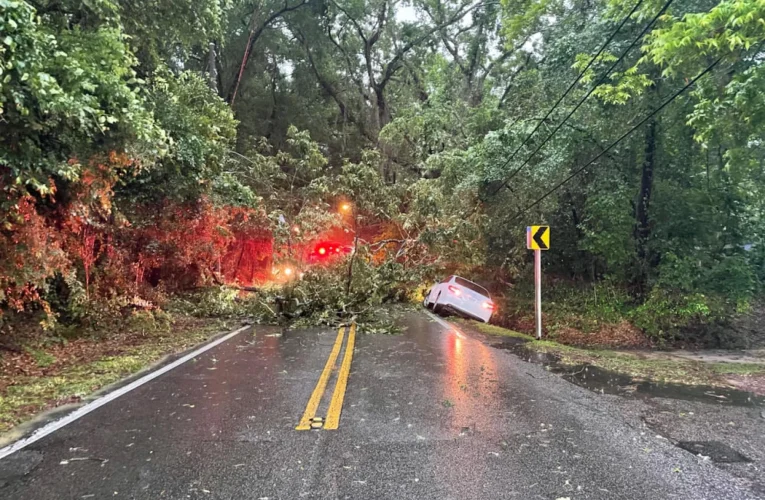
493;339;765;407
676;441;752;463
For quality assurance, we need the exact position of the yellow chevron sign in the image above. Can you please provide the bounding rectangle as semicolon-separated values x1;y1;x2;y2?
526;226;550;250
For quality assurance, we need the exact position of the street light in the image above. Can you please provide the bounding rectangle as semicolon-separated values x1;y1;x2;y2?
340;202;352;212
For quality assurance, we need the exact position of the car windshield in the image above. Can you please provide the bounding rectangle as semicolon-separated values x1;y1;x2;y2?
454;277;489;297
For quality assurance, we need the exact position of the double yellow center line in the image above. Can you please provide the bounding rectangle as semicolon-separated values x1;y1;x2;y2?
296;323;356;431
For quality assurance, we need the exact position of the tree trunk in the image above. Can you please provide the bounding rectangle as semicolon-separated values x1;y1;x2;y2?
375;86;390;131
265;58;279;140
207;42;219;93
633;118;657;295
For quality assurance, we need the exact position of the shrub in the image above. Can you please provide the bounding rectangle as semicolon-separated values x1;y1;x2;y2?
629;289;714;342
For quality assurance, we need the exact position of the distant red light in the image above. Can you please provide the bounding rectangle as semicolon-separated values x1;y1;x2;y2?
318;247;327;255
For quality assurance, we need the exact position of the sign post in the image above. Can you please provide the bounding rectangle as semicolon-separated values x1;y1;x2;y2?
526;226;550;340
534;248;542;340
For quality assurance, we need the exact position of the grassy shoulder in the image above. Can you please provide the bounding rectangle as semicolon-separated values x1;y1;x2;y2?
0;316;233;435
458;319;765;387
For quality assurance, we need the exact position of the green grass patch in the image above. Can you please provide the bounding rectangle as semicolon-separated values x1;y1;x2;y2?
709;362;765;375
23;347;57;368
0;319;229;434
453;319;533;341
460;319;738;387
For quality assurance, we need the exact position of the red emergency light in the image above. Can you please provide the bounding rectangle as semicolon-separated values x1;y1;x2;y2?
309;241;352;263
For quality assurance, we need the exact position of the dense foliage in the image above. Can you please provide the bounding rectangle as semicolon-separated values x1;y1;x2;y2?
2;0;765;345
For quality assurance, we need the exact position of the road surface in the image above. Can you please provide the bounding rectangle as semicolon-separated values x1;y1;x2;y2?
0;310;760;499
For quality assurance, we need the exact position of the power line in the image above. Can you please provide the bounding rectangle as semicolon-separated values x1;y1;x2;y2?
508;57;722;223
492;0;676;195
486;0;646;192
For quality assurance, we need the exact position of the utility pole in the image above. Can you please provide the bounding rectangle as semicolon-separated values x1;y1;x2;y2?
345;204;358;296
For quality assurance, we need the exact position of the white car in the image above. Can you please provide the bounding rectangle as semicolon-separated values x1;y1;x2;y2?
424;275;496;323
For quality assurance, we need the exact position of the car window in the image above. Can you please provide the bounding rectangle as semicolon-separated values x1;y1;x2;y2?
454;277;489;296
442;275;455;284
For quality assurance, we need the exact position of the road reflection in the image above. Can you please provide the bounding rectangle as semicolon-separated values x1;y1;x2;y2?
440;324;501;428
426;320;505;497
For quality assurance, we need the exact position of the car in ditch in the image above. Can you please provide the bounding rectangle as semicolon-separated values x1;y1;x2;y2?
423;275;496;323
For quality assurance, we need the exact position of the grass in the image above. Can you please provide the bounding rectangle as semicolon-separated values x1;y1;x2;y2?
0;318;231;435
23;347;57;368
458;319;765;387
710;362;765;375
464;321;535;341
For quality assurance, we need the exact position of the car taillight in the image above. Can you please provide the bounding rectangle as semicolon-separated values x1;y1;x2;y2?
448;285;461;296
482;301;495;310
318;247;326;255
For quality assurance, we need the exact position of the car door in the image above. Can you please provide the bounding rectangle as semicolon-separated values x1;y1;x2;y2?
433;276;454;303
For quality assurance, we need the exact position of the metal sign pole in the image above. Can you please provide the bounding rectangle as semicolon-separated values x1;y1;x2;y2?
535;248;542;340
527;225;548;340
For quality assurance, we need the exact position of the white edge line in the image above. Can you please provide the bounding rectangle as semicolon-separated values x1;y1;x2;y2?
423;310;465;338
0;324;250;461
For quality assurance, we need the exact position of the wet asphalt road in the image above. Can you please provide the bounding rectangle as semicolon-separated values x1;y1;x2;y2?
0;311;761;499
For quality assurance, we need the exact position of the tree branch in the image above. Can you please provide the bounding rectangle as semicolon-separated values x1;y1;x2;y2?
325;24;371;102
330;0;369;44
379;1;482;90
295;29;376;143
497;53;532;109
228;0;310;103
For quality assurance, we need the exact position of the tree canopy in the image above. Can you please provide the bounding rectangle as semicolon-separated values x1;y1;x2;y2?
2;0;765;343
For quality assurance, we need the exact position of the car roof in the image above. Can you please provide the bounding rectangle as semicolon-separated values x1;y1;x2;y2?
452;275;477;284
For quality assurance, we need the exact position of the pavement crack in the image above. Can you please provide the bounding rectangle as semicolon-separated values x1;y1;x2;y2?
297;432;328;498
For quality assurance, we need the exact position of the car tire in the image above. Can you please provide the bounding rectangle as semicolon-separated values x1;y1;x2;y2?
422;289;433;309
